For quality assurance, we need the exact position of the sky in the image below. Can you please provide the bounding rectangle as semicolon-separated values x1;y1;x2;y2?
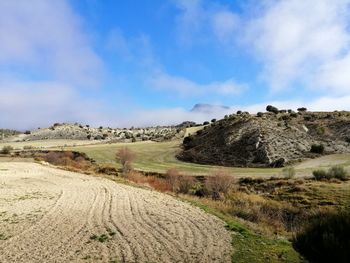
1;0;350;129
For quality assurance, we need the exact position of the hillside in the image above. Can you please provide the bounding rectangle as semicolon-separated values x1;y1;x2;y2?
3;123;184;142
177;111;350;167
0;129;20;139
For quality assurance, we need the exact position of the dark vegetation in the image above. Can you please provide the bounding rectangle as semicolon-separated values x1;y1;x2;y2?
1;145;13;154
293;211;350;263
313;166;349;181
310;144;325;154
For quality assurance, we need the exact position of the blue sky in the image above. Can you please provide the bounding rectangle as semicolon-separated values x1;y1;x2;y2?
1;0;350;129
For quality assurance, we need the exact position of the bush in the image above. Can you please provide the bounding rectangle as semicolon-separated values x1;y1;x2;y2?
23;145;34;150
266;105;279;114
312;169;328;180
165;168;196;194
293;211;350;263
177;175;196;194
310;144;324;154
328;166;348;181
1;145;13;154
24;130;31;135
205;170;235;199
297;107;307;112
236;110;242;114
116;147;135;176
282;167;296;179
203;121;209;125
313;166;348;181
166;168;181;192
211;118;216;123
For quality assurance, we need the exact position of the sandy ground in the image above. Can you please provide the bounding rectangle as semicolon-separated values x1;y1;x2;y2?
0;162;231;263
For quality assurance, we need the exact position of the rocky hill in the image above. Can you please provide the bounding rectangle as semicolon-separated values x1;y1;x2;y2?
177;111;350;167
5;123;184;142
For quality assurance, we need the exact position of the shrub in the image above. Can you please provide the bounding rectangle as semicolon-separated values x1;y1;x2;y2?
211;118;216;123
23;145;33;150
312;166;348;181
257;112;264;117
177;175;196;194
312;170;328;180
116;147;135;176
236;110;242;114
205;170;235;199
1;145;13;154
203;121;209;125
266;105;279;114
165;168;196;194
293;211;350;263
96;165;118;176
282;167;296;179
297;107;307;112
24;130;31;135
166;168;181;192
310;144;324;154
327;166;348;181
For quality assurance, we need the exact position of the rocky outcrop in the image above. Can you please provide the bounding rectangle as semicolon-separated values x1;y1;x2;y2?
177;111;350;167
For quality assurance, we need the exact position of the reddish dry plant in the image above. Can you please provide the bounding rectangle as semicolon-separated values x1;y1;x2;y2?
128;171;172;192
165;168;196;194
116;147;135;175
205;170;235;199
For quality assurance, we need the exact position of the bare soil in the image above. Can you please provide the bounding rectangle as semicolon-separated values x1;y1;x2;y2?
0;162;231;263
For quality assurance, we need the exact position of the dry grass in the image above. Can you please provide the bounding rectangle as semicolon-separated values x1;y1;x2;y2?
128;171;172;192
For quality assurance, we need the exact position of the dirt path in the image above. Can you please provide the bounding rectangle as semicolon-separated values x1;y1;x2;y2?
0;162;231;263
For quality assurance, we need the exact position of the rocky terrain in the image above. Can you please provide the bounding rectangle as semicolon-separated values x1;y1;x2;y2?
0;129;20;139
3;123;184;143
178;111;350;167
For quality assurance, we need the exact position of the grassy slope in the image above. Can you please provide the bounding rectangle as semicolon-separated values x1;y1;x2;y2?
68;140;350;177
183;197;302;263
68;140;282;176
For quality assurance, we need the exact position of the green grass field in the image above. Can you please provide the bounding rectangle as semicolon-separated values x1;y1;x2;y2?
67;140;284;176
66;139;350;177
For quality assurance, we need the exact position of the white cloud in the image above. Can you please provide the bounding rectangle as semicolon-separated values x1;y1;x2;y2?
148;72;245;96
174;0;239;46
244;0;350;93
212;10;239;43
0;81;90;129
174;0;350;96
0;0;105;129
0;0;102;87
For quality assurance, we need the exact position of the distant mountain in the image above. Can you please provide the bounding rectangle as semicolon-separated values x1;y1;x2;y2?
191;104;230;114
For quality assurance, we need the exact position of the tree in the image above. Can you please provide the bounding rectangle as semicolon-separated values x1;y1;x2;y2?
116;147;135;176
211;118;216;123
266;105;279;114
297;107;307;112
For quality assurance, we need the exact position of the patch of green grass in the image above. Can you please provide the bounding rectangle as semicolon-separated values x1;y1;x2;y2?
182;198;302;263
69;140;281;176
0;233;9;240
90;233;109;243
